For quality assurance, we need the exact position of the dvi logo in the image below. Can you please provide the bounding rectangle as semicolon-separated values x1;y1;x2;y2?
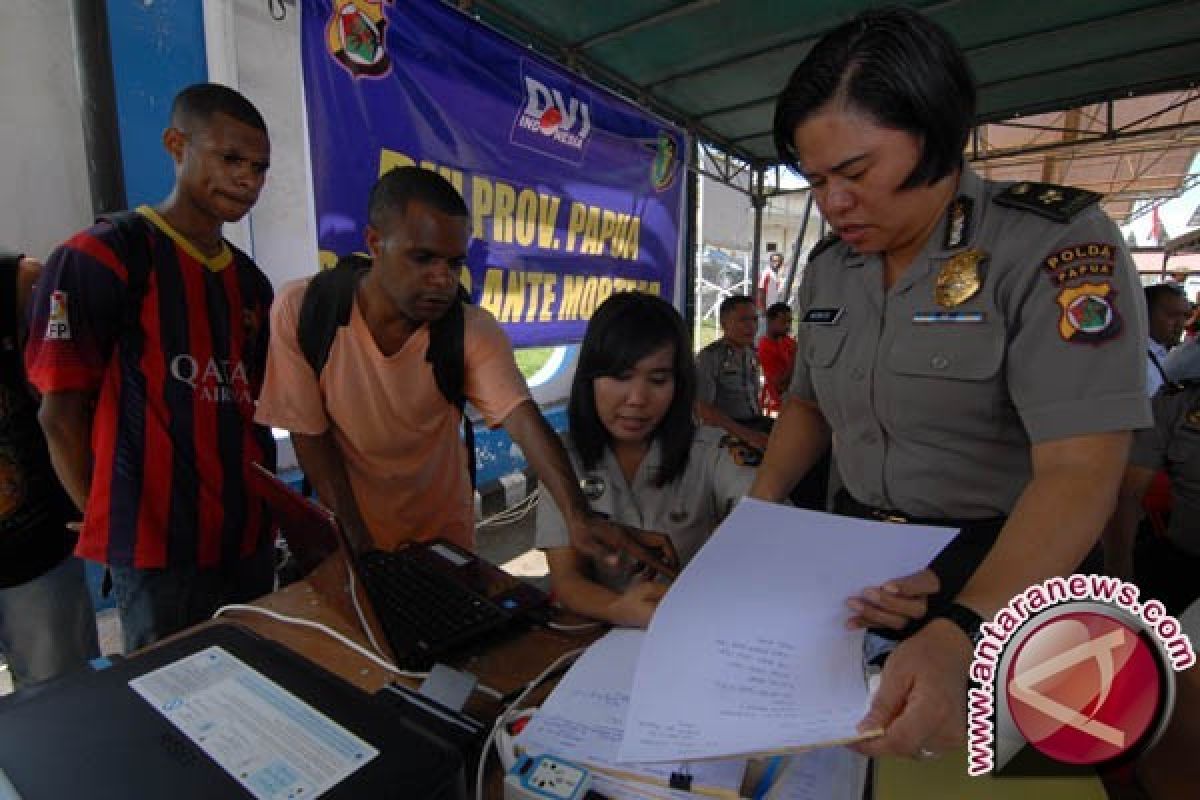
511;60;592;164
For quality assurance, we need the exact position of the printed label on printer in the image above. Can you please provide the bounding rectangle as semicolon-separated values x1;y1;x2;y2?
129;646;378;800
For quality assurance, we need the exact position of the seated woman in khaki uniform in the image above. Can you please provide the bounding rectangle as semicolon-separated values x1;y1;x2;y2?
536;293;756;628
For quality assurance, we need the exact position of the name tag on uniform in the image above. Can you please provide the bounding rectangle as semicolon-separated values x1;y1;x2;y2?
913;311;986;324
803;307;843;325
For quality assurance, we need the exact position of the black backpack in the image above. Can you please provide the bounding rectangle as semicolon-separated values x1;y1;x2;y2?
296;254;477;488
0;249;22;379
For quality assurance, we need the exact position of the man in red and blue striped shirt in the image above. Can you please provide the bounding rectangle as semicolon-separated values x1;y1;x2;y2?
27;84;276;652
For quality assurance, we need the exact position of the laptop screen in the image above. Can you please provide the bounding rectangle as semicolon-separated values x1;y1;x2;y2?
248;463;342;579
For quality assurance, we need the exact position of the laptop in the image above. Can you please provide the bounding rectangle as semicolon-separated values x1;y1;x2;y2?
248;464;548;670
0;623;466;799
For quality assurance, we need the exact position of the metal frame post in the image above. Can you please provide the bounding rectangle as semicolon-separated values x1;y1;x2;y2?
750;166;765;301
781;189;815;306
684;139;700;343
69;0;126;215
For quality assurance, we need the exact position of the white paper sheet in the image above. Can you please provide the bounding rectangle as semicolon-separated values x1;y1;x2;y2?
766;748;868;800
515;629;746;794
589;773;696;799
129;646;377;800
618;499;957;762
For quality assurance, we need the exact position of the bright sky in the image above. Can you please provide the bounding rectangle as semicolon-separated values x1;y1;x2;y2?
766;152;1199;246
1121;153;1200;246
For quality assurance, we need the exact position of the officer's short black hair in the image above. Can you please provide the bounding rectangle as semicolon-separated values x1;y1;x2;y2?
719;295;754;320
569;293;695;488
368;166;468;230
773;6;974;189
1144;282;1187;313
171;83;267;135
765;302;792;321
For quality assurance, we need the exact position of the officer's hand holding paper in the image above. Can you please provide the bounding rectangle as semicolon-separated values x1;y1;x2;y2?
616;498;956;763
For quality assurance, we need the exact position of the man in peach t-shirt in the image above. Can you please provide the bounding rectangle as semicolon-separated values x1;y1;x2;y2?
257;167;653;565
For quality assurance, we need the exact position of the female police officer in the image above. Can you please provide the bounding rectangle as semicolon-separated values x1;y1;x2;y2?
748;7;1150;759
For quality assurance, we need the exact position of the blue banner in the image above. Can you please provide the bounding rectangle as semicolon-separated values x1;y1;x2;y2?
301;0;686;347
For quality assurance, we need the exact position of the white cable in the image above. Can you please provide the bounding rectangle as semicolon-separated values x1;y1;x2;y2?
216;568;507;700
344;557;386;657
475;646;585;800
546;620;603;632
476;494;537;529
477;487;541;529
342;556;505;699
211;604;428;680
475;683;504;700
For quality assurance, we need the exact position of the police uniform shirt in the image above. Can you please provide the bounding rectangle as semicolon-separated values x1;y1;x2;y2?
695;339;762;421
789;168;1151;519
1165;338;1200;383
1130;383;1200;555
536;426;755;591
1148;339;1170;397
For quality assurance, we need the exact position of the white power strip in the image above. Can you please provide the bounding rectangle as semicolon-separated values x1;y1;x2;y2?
504;754;591;800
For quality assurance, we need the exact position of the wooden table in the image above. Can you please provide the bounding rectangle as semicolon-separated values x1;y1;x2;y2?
217;555;601;798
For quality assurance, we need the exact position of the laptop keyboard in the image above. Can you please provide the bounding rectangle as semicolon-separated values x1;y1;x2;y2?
358;550;509;667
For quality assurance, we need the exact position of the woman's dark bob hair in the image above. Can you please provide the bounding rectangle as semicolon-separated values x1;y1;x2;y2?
568;292;696;487
773;6;975;189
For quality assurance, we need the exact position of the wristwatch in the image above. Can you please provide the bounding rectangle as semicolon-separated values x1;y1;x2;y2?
930;602;984;647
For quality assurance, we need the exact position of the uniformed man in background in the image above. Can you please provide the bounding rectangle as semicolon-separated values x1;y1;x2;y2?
694;295;769;451
1104;380;1200;614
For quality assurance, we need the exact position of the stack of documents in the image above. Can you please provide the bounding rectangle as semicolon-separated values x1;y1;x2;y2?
517;499;956;797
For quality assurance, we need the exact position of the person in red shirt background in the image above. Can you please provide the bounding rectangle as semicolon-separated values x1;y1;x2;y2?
757;302;796;415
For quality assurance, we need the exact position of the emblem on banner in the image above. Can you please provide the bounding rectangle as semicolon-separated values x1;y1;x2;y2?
326;0;392;79
650;131;680;191
1057;282;1121;344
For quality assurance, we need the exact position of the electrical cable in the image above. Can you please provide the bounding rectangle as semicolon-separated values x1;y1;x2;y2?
545;619;603;633
477;487;541;529
213;558;507;700
475;646;584;800
211;603;428;679
343;556;386;657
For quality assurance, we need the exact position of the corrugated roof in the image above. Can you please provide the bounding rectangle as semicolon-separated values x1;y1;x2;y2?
465;0;1200;221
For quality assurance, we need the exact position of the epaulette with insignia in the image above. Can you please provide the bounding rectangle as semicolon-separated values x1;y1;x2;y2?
807;233;841;262
993;182;1101;223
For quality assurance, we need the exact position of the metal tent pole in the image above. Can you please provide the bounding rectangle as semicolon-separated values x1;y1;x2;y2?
69;0;126;215
781;190;814;306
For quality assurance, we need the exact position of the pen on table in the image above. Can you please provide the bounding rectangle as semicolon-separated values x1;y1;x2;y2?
753;756;785;800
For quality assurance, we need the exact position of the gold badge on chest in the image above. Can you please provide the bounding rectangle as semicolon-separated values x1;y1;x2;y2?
935;248;986;308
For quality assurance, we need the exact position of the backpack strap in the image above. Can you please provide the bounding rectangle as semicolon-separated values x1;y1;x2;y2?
0;249;21;376
297;254;370;375
298;258;478;489
427;284;474;488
